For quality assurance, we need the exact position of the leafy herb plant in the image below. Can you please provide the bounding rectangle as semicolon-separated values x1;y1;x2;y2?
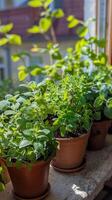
0;89;57;166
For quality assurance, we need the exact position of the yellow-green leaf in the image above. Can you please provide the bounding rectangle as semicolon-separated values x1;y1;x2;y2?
0;182;5;192
52;9;64;18
76;26;88;37
18;70;28;81
8;34;22;45
0;38;8;46
68;17;79;28
39;18;52;32
30;68;42;76
18;65;26;70
0;23;13;33
27;25;40;33
28;0;42;7
11;54;20;62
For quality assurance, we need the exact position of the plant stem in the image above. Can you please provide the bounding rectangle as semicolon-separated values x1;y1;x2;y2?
50;26;57;43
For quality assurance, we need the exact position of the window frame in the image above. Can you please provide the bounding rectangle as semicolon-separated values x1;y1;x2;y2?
106;0;112;64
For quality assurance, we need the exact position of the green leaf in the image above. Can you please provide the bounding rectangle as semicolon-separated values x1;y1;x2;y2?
34;142;43;151
0;182;5;192
27;25;40;33
107;98;112;108
0;23;13;33
39;18;52;32
18;65;26;70
95;38;106;48
28;0;42;7
19;140;31;148
4;110;16;115
0;38;8;46
76;26;88;37
52;9;64;19
30;68;42;76
18;70;28;81
0;167;3;174
8;34;22;45
68;17;79;28
11;54;21;62
67;15;74;22
94;95;105;108
38;129;50;134
0;100;10;110
75;39;88;52
0;122;3;127
104;107;112;119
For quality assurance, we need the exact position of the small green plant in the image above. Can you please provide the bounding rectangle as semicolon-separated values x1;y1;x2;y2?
91;72;112;121
41;74;93;137
0;88;57;168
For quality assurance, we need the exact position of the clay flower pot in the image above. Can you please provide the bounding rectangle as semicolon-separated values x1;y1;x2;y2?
88;120;111;151
52;133;89;172
7;159;51;199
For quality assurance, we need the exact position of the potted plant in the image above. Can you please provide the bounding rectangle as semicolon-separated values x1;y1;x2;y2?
0;89;57;199
88;72;112;150
44;75;92;173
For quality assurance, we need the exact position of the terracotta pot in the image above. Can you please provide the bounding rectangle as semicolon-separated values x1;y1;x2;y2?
52;133;89;170
0;159;10;184
7;159;51;199
108;120;112;134
88;120;111;150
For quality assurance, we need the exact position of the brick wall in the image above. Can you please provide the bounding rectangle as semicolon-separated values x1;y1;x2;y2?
0;0;84;39
0;7;40;39
55;0;84;36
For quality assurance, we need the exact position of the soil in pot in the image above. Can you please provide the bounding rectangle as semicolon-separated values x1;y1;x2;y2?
52;133;89;172
88;120;111;151
7;159;51;199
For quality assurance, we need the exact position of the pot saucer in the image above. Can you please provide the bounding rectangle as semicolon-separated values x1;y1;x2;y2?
13;183;50;200
51;158;86;173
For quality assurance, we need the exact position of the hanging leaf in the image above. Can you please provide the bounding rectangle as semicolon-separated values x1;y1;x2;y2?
52;9;64;19
8;34;22;45
30;68;42;76
76;26;88;37
0;23;13;33
18;70;28;81
68;17;79;28
0;38;8;46
39;18;52;32
27;25;40;33
28;0;42;7
11;54;21;62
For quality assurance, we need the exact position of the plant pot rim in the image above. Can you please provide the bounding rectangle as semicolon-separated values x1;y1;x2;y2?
2;154;53;168
94;119;112;123
56;132;89;141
